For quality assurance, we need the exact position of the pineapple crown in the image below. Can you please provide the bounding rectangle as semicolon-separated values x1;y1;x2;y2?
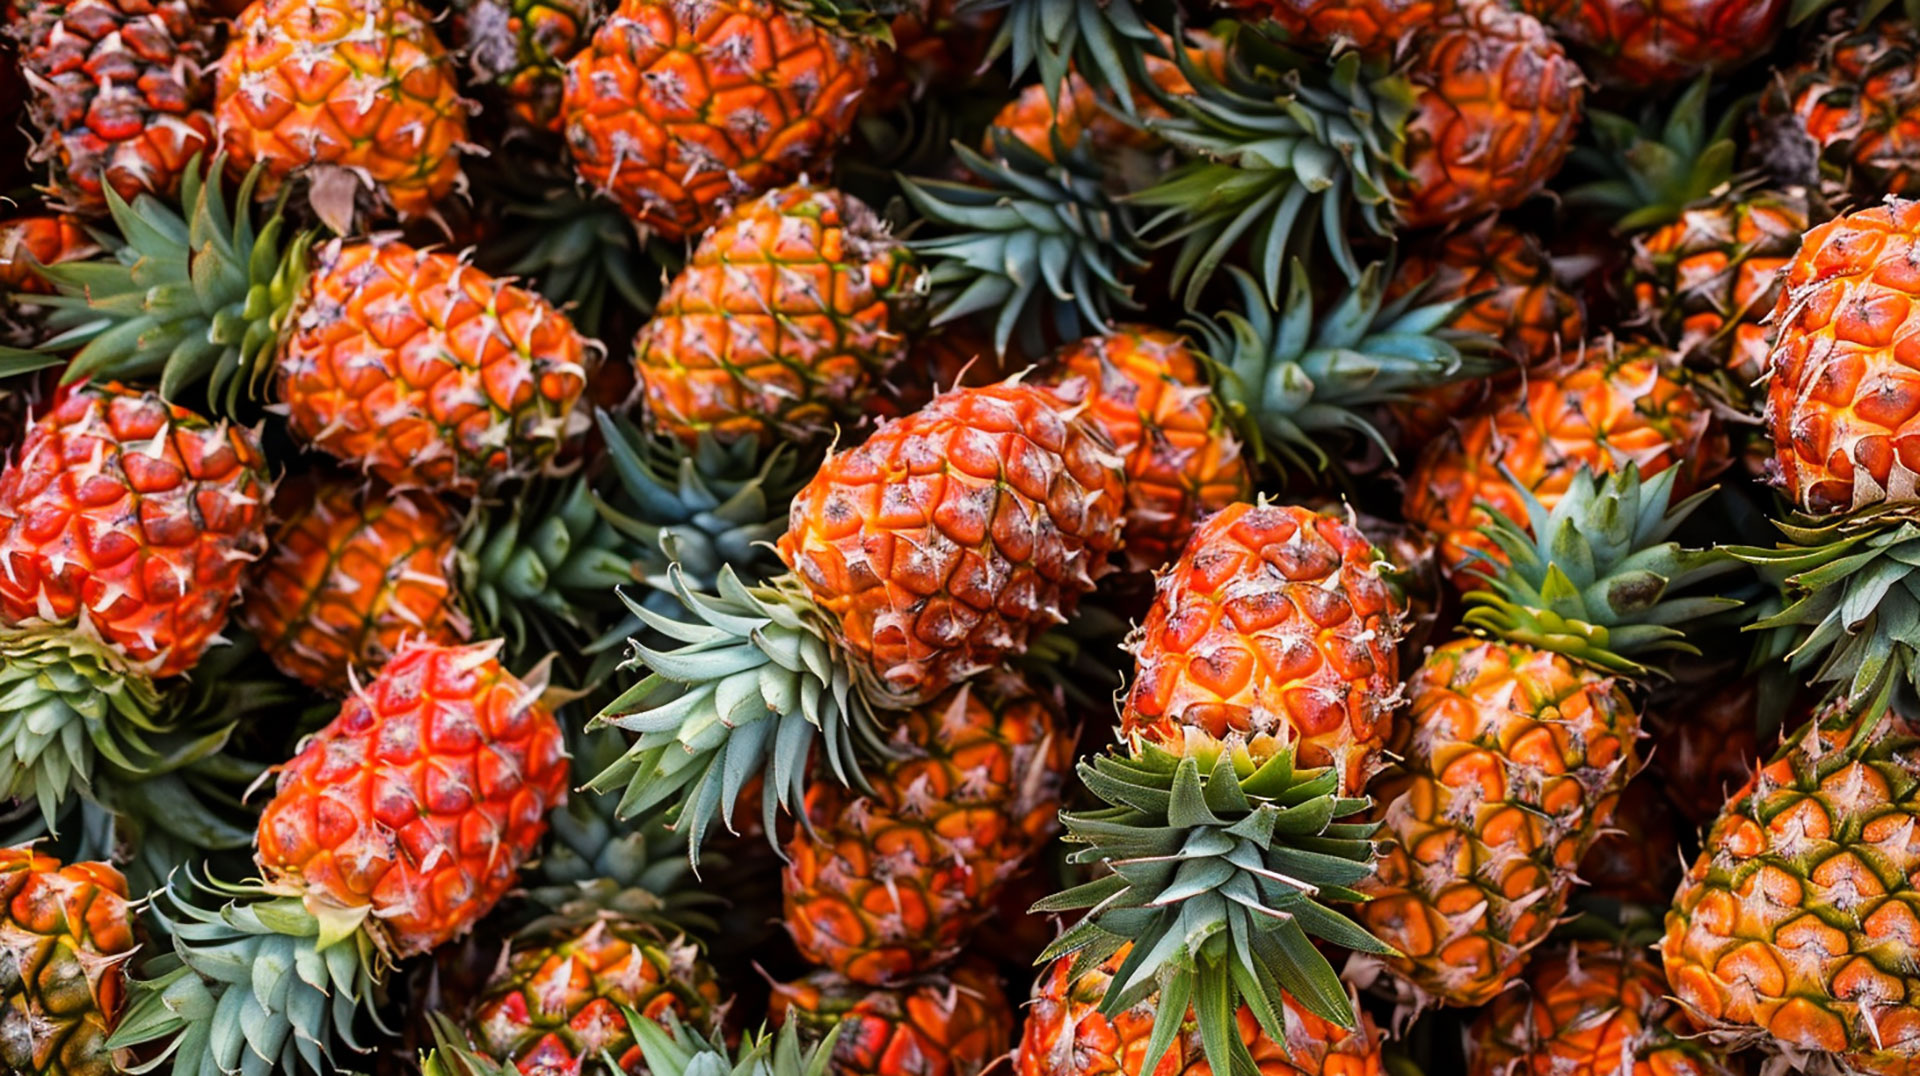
901;136;1148;358
0;630;166;829
1131;27;1413;306
966;0;1164;108
13;160;309;418
1188;261;1493;473
1740;504;1920;719
423;1011;840;1076
1034;732;1388;1076
586;567;886;868
1463;465;1739;677
1565;76;1745;231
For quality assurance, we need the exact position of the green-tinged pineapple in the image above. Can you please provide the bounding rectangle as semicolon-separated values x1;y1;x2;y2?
1359;465;1735;1008
452;0;598;131
769;961;1015;1076
0;847;137;1076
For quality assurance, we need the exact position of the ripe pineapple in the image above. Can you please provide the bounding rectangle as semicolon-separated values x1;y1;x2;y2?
1469;942;1744;1076
8;0;216;216
113;639;569;1076
1394;1;1584;230
981;31;1224;163
1766;198;1920;516
0;848;136;1076
0;214;98;346
634;183;917;448
0;382;268;823
452;0;597;131
1015;945;1386;1076
1037;503;1400;1076
1359;466;1732;1008
216;0;471;232
33;172;595;496
1404;340;1729;582
769;961;1015;1076
589;380;1125;862
1758;21;1920;201
560;0;874;242
1663;704;1920;1072
1039;327;1252;572
783;673;1072;984
1514;0;1785;85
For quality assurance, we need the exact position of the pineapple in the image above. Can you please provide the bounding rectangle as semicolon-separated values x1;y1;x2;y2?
1393;1;1584;230
8;0;216;216
451;0;597;131
1662;704;1920;1072
560;0;875;242
1036;503;1400;1076
981;31;1225;163
0;847;136;1076
1015;945;1386;1076
1469;942;1744;1076
0;214;98;346
429;1015;842;1076
216;0;471;232
633;182;917;448
1359;465;1732;1008
1514;0;1785;85
111;639;569;1076
1404;339;1729;583
1039;327;1252;572
30;170;595;496
0;382;268;824
769;961;1015;1076
589;380;1125;862
782;672;1072;984
1758;21;1920;201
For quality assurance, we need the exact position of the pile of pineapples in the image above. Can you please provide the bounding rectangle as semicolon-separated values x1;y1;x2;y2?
12;0;1920;1073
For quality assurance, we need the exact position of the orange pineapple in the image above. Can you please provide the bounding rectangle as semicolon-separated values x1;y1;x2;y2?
0;214;99;346
452;0;597;131
115;639;570;1073
216;0;471;231
1766;198;1920;516
982;33;1225;162
1515;0;1784;85
9;0;216;216
782;673;1072;984
1040;327;1252;572
1394;1;1585;230
1014;945;1386;1076
561;0;873;242
1759;22;1920;201
1469;942;1745;1076
633;182;916;447
1404;340;1728;582
1119;502;1402;795
865;0;999;112
239;473;467;691
770;961;1015;1076
0;848;137;1076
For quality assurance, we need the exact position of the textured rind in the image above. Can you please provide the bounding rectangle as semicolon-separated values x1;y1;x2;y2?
0;382;268;678
12;0;215;215
634;183;913;446
216;0;469;219
1404;342;1726;581
1395;2;1585;231
777;382;1126;704
1763;23;1920;201
452;0;597;131
1765;199;1920;515
1630;190;1807;388
1042;327;1252;573
783;675;1072;984
1663;706;1920;1074
1013;945;1386;1076
0;215;95;295
770;961;1014;1076
0;849;135;1076
278;237;593;496
254;640;568;957
470;919;721;1076
1468;942;1743;1076
561;0;871;242
1515;0;1783;85
240;473;467;693
1360;639;1639;1008
1120;502;1402;796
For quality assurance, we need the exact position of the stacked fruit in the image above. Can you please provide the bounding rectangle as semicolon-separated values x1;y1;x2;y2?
12;1;1920;1076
